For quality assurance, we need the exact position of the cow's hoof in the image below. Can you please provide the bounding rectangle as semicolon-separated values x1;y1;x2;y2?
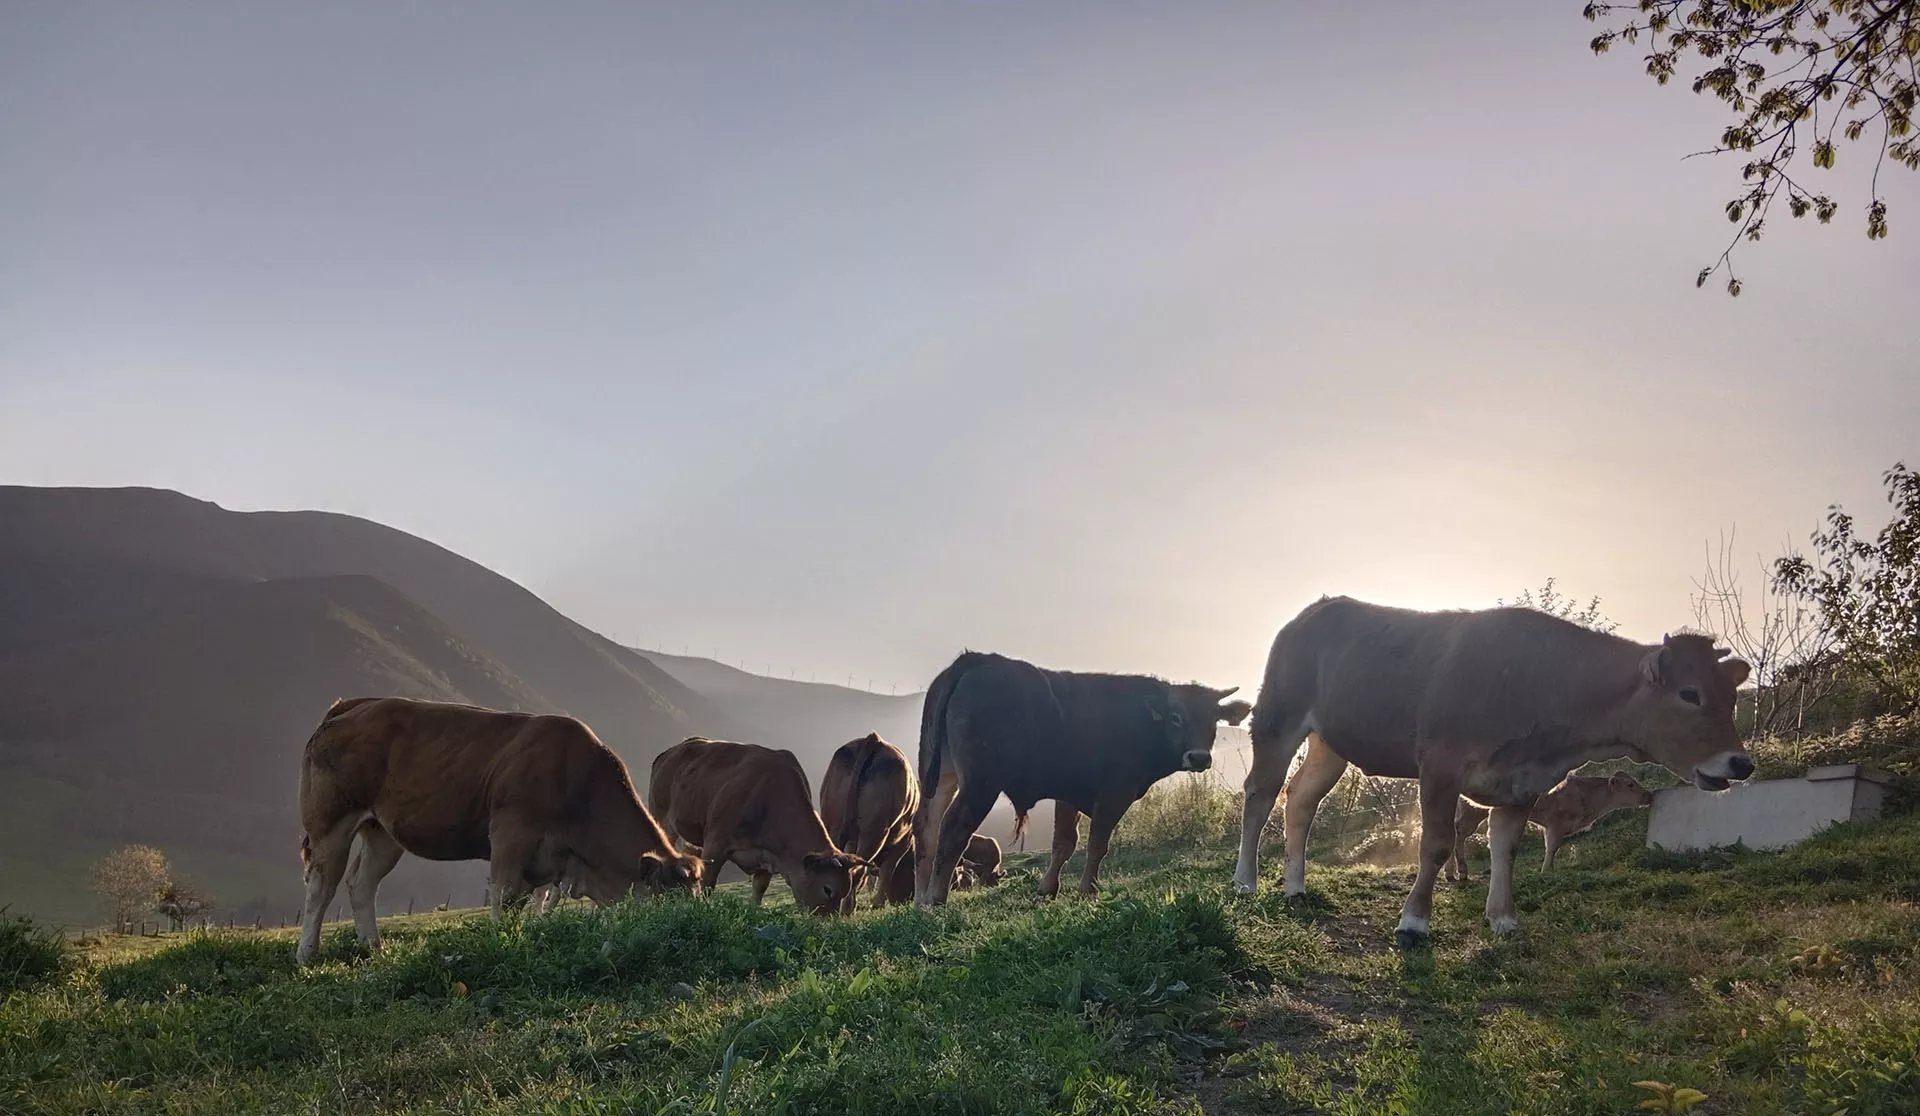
1393;928;1428;950
1488;915;1518;937
1231;878;1259;896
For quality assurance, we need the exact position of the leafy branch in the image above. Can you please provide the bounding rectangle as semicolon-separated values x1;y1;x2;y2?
1587;0;1917;292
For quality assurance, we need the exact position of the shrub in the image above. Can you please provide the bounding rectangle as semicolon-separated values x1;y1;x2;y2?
0;909;68;996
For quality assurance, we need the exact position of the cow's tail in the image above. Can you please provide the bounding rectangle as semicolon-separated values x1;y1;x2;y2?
1012;811;1029;851
913;651;991;841
837;736;883;853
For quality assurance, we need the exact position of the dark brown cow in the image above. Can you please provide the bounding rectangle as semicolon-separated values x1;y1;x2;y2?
1234;596;1751;945
650;737;865;914
819;733;918;913
913;651;1250;905
953;834;1005;889
295;696;701;965
1448;771;1653;880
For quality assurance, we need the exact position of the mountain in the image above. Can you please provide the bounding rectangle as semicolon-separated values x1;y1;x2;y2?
0;486;754;926
641;650;924;776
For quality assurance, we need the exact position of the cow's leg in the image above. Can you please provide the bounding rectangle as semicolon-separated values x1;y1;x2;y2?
486;827;537;922
914;770;959;905
1394;774;1460;948
926;782;995;906
1484;805;1532;935
296;815;359;965
1078;801;1126;896
1235;710;1311;894
1281;735;1348;897
697;850;728;895
1447;801;1487;883
1540;826;1562;872
345;821;404;951
1039;805;1079;899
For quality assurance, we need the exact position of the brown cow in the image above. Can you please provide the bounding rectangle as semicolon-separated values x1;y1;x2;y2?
295;696;701;965
953;833;1006;889
1234;597;1751;946
914;651;1250;905
1448;771;1654;880
650;737;865;914
819;733;918;913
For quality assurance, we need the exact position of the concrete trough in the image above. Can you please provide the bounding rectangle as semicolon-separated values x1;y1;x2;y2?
1646;764;1896;853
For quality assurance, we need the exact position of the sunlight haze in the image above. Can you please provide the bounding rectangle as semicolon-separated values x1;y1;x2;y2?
4;0;1914;694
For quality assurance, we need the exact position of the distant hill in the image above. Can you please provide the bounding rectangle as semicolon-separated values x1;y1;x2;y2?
640;650;924;776
0;486;757;926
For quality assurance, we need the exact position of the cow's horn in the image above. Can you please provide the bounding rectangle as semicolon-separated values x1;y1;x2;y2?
1216;685;1240;699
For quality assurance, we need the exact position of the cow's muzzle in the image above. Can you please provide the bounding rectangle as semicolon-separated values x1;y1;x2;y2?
1181;750;1212;773
1692;751;1755;792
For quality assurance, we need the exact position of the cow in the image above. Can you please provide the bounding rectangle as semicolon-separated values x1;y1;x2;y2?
913;651;1251;906
818;733;918;913
1448;770;1654;880
295;696;701;965
1232;596;1752;946
953;833;1006;889
649;737;865;914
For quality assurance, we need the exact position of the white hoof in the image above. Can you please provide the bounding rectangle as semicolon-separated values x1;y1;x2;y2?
1232;876;1259;895
1488;914;1518;936
1395;913;1429;936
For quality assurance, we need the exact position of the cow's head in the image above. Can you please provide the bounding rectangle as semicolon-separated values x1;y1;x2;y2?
1149;684;1254;773
792;852;867;915
1622;634;1753;792
1605;771;1654;809
639;850;704;898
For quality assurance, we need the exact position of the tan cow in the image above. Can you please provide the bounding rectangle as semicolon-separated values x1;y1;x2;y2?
819;733;918;913
953;834;1006;889
1234;597;1751;945
295;696;701;965
1448;771;1653;880
650;737;865;914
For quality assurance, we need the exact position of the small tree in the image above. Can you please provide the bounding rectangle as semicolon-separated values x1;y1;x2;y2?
154;880;214;932
91;845;171;933
1692;528;1838;735
1775;462;1920;712
1501;577;1621;633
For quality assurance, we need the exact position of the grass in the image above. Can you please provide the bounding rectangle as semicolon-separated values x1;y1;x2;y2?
5;807;1919;1115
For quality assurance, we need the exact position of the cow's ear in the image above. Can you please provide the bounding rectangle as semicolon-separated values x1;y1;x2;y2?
1143;699;1164;722
1218;699;1253;726
1639;646;1668;686
1719;656;1751;687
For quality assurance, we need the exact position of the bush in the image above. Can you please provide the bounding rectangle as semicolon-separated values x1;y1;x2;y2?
1118;775;1240;849
0;909;68;996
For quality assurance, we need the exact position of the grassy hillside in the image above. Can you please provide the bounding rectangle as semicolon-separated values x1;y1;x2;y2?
0;485;768;926
6;807;1915;1115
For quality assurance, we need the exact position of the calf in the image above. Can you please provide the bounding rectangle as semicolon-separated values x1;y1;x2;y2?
819;733;918;913
914;651;1250;905
954;833;1006;889
1448;771;1653;880
295;696;701;965
1234;596;1750;945
650;737;865;914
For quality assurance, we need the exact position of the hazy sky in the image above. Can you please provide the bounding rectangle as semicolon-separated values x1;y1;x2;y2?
5;2;1914;694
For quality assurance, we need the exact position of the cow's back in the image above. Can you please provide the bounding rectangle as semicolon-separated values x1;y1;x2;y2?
1257;598;1643;777
820;735;916;856
652;737;814;849
300;696;551;859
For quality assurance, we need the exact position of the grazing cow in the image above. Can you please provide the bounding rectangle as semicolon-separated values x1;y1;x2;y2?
954;834;1006;889
1448;771;1654;880
295;696;701;965
650;737;865;914
1233;597;1752;946
819;733;919;913
913;651;1251;905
